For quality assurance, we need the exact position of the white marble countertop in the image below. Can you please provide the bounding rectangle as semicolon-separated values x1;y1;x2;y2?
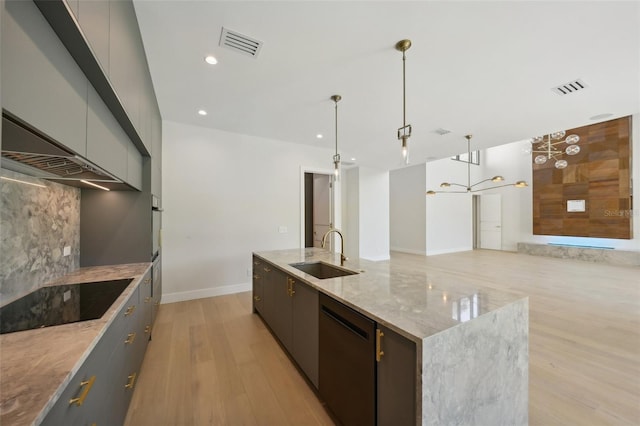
255;248;525;343
0;263;151;426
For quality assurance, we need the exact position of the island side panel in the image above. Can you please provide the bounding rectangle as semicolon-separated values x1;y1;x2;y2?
421;297;528;426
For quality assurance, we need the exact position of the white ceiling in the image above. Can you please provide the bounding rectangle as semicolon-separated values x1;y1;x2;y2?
133;1;640;171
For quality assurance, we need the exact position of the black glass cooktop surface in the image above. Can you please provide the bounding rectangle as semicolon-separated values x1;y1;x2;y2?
0;278;133;334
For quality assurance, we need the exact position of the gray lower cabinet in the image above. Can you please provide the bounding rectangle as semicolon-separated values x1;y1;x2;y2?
151;258;162;328
140;269;153;339
252;257;264;315
253;257;319;388
41;276;150;425
2;0;88;156
376;325;417;426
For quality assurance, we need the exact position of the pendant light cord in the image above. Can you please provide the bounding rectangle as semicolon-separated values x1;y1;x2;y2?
335;100;338;156
402;49;406;129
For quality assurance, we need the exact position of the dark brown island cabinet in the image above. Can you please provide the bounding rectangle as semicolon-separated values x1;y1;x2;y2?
252;255;417;426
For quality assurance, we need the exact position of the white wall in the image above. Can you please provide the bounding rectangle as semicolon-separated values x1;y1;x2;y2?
341;166;390;261
425;158;475;255
162;120;334;303
358;166;390;261
389;164;426;255
480;140;532;251
342;167;359;259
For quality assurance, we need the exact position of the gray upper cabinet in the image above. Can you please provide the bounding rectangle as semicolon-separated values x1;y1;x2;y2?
76;0;110;72
65;0;79;18
151;108;162;196
127;140;143;190
87;85;128;182
2;0;88;156
109;0;142;147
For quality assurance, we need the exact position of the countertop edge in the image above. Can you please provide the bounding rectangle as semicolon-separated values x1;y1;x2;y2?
253;249;528;346
1;262;152;426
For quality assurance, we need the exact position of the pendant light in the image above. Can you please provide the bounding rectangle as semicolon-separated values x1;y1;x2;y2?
426;134;528;195
396;39;412;165
331;94;342;181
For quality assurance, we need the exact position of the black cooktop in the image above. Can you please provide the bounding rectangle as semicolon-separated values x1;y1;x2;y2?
0;278;133;334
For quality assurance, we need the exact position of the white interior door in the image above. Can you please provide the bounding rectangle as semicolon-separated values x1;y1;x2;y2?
479;193;502;250
313;174;331;248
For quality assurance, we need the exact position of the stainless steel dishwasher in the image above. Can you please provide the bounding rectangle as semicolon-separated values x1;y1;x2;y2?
319;293;376;426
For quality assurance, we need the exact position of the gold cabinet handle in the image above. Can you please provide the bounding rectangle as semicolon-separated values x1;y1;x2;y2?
154;301;160;306
144;277;151;284
254;296;261;302
124;372;137;389
69;375;96;406
145;325;151;334
290;280;295;297
124;333;136;344
124;305;136;316
376;329;385;362
263;267;271;272
253;274;260;280
145;296;151;303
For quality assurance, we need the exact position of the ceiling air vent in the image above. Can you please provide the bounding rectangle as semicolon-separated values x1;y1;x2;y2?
219;27;263;58
434;128;452;136
551;79;588;95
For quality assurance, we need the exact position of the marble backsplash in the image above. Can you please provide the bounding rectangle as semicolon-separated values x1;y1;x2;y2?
0;169;80;305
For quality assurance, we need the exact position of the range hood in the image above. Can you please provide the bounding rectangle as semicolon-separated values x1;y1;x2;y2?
1;113;134;191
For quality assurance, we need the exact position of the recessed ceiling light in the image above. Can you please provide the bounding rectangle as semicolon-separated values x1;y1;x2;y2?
316;134;323;139
204;55;218;65
589;113;613;121
198;109;207;116
351;158;356;161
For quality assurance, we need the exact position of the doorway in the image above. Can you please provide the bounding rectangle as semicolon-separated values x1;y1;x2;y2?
304;173;332;248
473;194;502;250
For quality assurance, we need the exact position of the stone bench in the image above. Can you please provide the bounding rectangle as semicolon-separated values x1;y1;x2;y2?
517;242;640;267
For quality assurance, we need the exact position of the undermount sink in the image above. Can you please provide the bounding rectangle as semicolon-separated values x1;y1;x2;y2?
289;261;359;280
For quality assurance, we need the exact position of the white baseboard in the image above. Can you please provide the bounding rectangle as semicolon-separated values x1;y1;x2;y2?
390;247;427;256
161;282;252;304
360;254;391;261
426;247;473;256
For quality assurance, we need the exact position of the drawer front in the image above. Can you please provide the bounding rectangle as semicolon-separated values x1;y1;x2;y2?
41;328;113;425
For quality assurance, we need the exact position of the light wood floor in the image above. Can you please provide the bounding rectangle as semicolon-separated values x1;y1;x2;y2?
125;250;640;425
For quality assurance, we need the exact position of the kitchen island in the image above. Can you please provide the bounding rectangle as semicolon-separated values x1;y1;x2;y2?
254;248;528;426
0;263;152;426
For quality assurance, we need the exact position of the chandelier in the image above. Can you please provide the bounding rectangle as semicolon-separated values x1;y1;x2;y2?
395;39;412;165
426;135;528;195
331;95;342;181
529;130;580;169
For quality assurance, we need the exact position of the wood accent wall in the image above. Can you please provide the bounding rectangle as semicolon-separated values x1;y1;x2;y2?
532;116;632;239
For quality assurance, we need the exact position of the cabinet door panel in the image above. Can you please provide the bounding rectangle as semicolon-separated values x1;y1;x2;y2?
270;269;292;353
86;85;129;181
109;0;153;153
292;280;319;388
127;141;143;190
41;320;114;425
77;0;109;72
377;325;417;426
151;109;162;196
2;0;88;156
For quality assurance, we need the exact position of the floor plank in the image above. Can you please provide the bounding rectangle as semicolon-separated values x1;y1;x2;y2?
125;250;640;425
